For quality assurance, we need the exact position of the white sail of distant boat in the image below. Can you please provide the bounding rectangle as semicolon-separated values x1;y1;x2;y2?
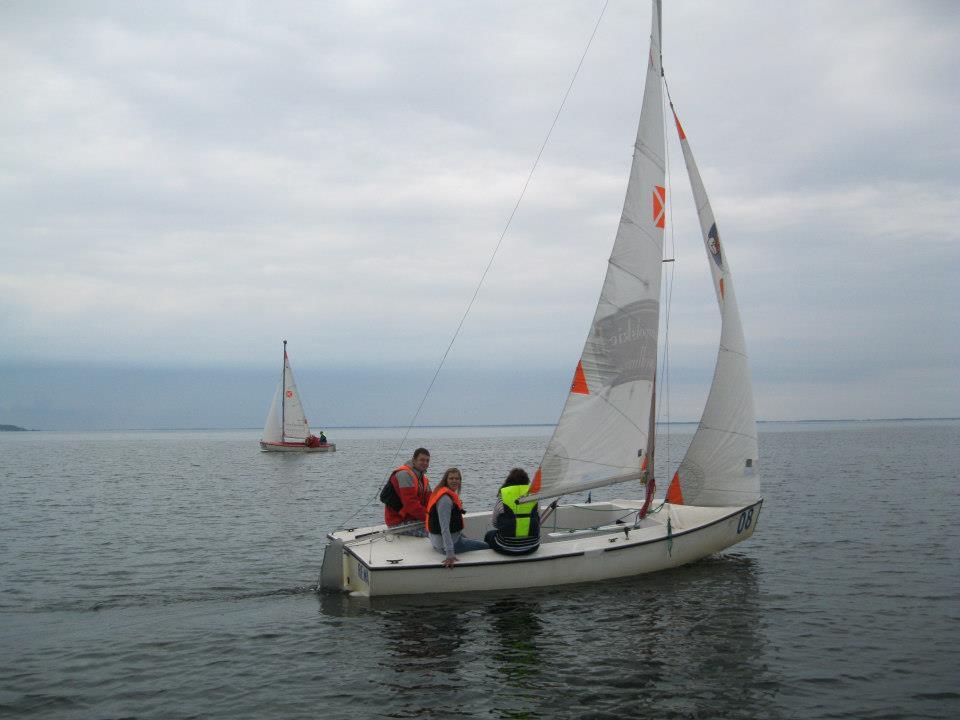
321;0;761;596
260;340;336;453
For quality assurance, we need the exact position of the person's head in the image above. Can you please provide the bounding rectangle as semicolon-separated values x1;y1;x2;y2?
437;467;462;493
411;448;430;472
502;467;530;488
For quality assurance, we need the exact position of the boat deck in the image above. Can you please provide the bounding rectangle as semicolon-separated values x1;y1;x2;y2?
329;500;733;570
322;500;761;596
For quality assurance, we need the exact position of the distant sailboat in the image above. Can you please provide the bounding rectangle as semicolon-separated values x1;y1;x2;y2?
320;0;759;595
260;340;335;452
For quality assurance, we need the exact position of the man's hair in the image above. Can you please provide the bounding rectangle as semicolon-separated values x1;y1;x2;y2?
502;467;530;487
412;447;430;460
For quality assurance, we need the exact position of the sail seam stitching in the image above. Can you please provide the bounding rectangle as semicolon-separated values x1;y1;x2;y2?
634;140;665;170
694;424;757;442
617;215;661;251
547;454;641;472
607;258;656;289
718;343;748;359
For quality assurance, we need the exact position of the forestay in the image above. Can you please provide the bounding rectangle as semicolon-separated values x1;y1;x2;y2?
666;108;760;507
530;1;665;503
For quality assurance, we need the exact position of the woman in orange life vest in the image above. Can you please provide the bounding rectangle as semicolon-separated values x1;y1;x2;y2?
426;468;489;568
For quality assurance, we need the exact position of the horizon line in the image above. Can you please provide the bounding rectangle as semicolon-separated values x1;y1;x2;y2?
3;417;958;432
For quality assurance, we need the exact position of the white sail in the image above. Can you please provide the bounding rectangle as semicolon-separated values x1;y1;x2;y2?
261;343;312;444
262;384;283;443
530;1;665;502
667;108;760;507
281;352;311;441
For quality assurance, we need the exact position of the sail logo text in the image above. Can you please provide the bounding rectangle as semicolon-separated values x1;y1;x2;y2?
608;326;657;346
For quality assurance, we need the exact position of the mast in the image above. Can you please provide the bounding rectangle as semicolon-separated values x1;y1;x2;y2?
281;339;287;443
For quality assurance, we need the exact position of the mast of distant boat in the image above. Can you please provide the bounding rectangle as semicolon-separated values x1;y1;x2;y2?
281;339;287;444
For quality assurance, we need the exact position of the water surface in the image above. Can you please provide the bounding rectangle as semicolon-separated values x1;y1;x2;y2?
1;420;957;718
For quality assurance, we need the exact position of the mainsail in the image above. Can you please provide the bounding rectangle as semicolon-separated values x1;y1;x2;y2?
530;0;665;502
262;342;311;443
667;108;760;507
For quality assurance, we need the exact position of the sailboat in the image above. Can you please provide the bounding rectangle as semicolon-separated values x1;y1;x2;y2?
260;340;336;452
320;0;759;595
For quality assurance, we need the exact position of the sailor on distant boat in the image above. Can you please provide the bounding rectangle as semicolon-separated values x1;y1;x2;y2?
426;468;489;567
380;448;432;535
318;431;327;444
485;468;540;556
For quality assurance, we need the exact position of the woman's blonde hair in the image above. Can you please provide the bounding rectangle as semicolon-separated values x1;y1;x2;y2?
437;467;462;489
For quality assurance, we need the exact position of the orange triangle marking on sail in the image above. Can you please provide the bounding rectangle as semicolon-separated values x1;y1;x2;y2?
719;277;725;299
666;470;684;505
571;360;589;395
531;467;542;493
673;110;686;140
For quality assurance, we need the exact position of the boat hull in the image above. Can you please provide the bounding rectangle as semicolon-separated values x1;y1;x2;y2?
259;441;336;452
321;498;762;597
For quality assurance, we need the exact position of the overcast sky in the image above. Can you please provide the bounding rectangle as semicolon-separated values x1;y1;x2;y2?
1;1;957;430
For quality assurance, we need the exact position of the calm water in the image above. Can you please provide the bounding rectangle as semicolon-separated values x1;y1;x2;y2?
1;420;958;719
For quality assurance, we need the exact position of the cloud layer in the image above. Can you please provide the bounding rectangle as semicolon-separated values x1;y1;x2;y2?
1;1;957;426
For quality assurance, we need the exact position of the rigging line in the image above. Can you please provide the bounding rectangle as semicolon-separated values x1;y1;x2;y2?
335;2;612;531
384;0;612;463
657;72;677;481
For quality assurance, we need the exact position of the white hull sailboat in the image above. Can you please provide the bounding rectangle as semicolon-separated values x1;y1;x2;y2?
321;0;760;596
260;340;335;453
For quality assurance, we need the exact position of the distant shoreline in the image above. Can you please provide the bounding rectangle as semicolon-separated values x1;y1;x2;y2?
4;418;957;432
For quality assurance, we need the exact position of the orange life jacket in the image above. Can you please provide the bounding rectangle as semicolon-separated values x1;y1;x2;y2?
382;465;431;525
425;486;464;535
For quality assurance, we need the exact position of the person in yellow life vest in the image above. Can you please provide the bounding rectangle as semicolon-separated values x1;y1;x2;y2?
426;468;489;568
484;467;540;556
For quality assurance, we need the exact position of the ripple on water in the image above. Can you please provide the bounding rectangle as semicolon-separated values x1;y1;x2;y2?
1;423;959;719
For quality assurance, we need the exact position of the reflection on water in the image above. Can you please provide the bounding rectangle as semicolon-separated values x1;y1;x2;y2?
489;598;543;680
379;597;470;667
314;555;776;720
488;598;544;720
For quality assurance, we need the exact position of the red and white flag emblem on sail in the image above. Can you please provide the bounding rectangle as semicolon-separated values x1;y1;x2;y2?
653;185;666;229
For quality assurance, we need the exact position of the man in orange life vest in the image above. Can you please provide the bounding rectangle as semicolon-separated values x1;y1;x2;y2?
382;447;432;532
